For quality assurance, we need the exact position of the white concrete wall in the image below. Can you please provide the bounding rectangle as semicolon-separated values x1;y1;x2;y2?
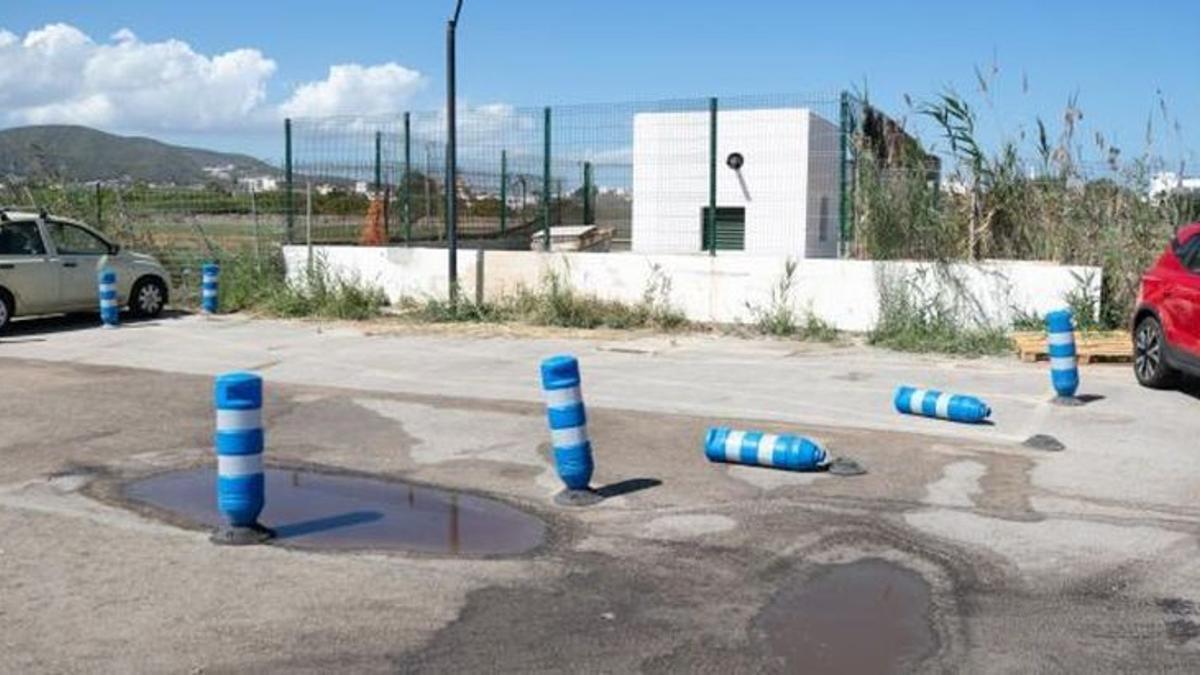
284;246;1102;332
631;108;840;257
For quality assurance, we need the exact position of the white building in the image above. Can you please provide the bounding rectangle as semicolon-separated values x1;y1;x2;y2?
631;108;840;257
237;175;279;192
1150;171;1200;199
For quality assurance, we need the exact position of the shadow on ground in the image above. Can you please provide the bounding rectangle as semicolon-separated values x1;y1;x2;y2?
596;478;662;498
2;309;189;339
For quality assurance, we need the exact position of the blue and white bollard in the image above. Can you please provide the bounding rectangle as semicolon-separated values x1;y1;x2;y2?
540;355;601;506
704;427;829;472
98;268;119;328
201;262;219;315
1045;309;1080;403
213;371;273;544
894;386;992;423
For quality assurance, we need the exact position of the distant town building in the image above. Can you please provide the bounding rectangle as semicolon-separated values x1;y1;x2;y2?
202;164;236;181
237;175;279;192
1150;171;1200;199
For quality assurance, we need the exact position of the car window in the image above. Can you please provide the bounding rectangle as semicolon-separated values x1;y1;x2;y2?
1186;237;1200;274
0;221;48;256
46;221;109;255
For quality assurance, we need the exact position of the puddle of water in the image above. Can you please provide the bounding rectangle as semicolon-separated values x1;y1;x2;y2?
755;558;935;673
124;467;545;555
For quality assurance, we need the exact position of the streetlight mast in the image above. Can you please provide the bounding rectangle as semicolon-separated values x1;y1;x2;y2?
446;0;464;303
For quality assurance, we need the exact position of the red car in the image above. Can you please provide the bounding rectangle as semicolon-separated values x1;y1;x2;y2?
1134;222;1200;388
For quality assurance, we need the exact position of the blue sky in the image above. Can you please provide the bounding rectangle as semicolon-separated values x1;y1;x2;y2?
2;0;1197;171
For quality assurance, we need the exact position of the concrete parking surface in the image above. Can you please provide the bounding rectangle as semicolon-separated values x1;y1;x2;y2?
2;313;1199;672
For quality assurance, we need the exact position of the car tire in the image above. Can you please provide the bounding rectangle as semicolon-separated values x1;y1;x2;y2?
128;276;168;319
0;288;12;334
1134;315;1178;389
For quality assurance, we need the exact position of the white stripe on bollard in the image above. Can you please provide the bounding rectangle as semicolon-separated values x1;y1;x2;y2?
1047;332;1075;346
1050;356;1077;370
908;389;927;414
724;430;746;462
544;386;582;407
550;426;588;448
218;454;264;477
216;408;263;431
935;393;952;418
757;433;778;466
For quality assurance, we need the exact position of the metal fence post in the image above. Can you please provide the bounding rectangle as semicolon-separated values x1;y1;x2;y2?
838;91;851;257
374;131;383;195
582;161;593;225
284;118;294;245
403;112;412;244
542;106;552;251
500;150;508;235
708;97;718;256
250;187;260;270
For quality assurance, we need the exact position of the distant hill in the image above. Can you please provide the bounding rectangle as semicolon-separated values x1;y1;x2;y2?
0;125;278;185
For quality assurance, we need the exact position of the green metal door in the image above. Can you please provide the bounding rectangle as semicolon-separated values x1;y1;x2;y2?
700;207;745;251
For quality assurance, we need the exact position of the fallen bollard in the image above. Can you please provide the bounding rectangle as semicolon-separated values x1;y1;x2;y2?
704;427;829;472
201;262;219;315
98;268;119;328
213;371;273;544
540;355;602;506
1045;309;1080;404
894;386;991;423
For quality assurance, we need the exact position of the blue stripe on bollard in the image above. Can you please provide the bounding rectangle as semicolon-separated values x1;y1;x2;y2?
894;386;991;423
201;262;219;315
540;355;594;491
704;427;828;472
214;371;264;528
1045;309;1079;398
98;268;119;327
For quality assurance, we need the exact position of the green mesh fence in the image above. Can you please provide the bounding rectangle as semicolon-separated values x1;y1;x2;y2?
0;91;876;306
0;183;286;303
286;92;859;255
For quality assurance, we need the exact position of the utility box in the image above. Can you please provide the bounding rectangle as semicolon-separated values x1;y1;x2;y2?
631;108;839;257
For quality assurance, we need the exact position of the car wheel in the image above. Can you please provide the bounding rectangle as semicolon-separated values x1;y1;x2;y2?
0;289;12;334
129;277;168;319
1134;316;1177;389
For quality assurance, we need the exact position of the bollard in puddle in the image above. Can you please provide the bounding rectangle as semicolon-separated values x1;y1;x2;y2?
894;386;991;423
212;371;273;544
540;355;602;506
1045;309;1080;404
98;268;119;328
201;262;219;315
704;427;829;472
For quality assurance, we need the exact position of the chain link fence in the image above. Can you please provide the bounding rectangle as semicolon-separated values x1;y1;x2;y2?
285;92;866;255
2;91;890;303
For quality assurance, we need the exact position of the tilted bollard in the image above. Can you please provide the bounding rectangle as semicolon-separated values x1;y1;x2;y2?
540;355;601;506
704;427;829;472
98;268;119;328
213;371;273;544
201;262;219;315
894;386;991;423
1045;309;1080;402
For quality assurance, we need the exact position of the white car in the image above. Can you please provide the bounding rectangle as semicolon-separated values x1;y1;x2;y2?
0;209;172;332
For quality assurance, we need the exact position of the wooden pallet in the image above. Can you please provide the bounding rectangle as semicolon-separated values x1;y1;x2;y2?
1011;331;1132;364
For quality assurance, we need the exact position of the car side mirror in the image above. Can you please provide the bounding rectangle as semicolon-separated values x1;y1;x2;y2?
109;243;121;255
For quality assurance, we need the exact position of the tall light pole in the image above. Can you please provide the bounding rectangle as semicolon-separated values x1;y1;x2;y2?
446;0;464;303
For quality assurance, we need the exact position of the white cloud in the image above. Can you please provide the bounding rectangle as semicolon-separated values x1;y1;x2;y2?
0;23;426;132
279;63;423;118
